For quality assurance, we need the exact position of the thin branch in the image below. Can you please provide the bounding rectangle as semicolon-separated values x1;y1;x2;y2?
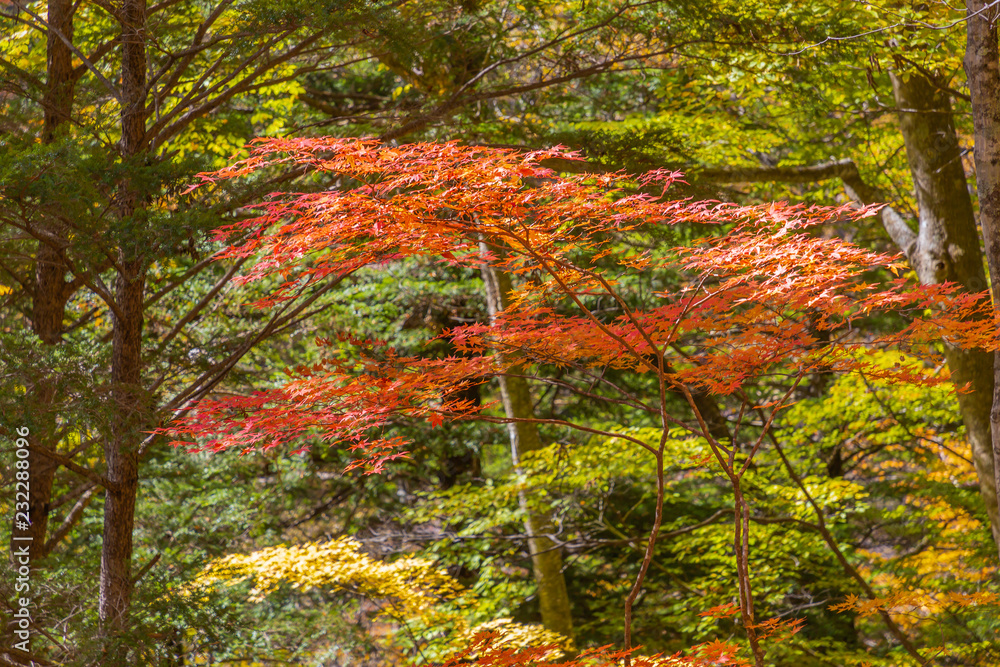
32;446;112;491
696;157;919;255
132;552;161;585
146;0;236;95
44;485;96;554
145;252;225;307
471;413;658;455
141;273;348;456
50;479;96;510
153;256;247;353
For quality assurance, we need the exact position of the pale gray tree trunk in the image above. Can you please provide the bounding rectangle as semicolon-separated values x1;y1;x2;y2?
480;246;575;642
888;71;1000;551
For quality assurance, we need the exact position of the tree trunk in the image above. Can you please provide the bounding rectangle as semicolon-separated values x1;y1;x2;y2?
18;241;66;561
480;249;575;642
964;0;1000;564
16;383;57;563
41;0;76;144
11;0;81;564
99;0;148;648
99;261;142;635
890;70;1000;551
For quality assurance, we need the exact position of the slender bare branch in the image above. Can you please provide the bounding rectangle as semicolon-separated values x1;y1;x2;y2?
44;486;97;554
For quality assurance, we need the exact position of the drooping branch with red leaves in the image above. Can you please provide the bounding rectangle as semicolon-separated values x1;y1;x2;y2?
167;138;998;667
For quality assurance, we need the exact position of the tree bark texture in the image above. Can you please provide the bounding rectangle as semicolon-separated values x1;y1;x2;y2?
17;240;68;560
965;0;1000;563
99;0;148;642
99;262;143;635
890;71;1000;551
480;250;575;642
41;0;76;143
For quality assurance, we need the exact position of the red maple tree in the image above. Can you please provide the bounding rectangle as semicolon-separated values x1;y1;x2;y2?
167;138;997;666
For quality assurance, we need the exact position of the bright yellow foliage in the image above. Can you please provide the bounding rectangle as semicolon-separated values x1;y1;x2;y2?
191;537;573;662
194;537;461;614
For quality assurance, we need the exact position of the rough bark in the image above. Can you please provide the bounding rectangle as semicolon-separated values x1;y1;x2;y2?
17;241;66;560
480;249;575;642
965;0;1000;564
98;0;148;645
98;261;143;636
11;0;81;563
40;0;76;144
890;71;1000;551
15;386;58;563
